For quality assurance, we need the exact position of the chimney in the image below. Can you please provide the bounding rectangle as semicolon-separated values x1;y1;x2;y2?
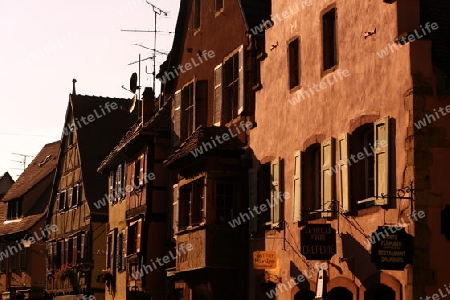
142;87;155;124
72;79;77;95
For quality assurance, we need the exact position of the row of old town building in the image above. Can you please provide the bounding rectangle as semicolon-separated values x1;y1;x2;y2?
1;0;450;299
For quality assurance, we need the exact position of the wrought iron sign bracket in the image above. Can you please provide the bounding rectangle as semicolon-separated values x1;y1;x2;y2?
380;181;414;200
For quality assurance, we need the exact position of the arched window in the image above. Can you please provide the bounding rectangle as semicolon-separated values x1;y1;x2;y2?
364;284;395;300
327;287;353;300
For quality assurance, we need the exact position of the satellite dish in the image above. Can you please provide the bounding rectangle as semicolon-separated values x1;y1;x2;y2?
130;73;138;93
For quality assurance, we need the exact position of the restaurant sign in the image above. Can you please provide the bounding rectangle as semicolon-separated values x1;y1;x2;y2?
371;226;412;270
300;224;336;260
253;251;277;269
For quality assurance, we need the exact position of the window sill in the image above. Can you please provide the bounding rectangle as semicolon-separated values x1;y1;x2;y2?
321;65;338;78
357;197;376;209
289;84;302;94
176;223;206;235
214;9;224;18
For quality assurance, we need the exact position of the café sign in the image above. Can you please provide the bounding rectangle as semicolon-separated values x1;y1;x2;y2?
371;226;412;270
253;251;277;269
300;224;336;260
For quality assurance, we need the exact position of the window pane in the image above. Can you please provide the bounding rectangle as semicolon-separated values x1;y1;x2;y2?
216;183;233;223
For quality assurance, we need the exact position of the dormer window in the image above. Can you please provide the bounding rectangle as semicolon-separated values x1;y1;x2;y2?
7;199;22;220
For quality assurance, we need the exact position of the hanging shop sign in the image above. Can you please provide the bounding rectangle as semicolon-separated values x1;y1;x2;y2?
371;226;412;270
253;251;277;269
300;224;336;260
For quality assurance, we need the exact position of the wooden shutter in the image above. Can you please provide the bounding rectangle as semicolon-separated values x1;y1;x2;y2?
108;172;114;204
80;234;85;260
72;237;77;264
238;46;245;115
321;138;336;218
139;156;144;186
122;161;127;198
248;168;258;232
55;193;60;212
195;80;208;127
64;239;69;265
136;219;142;253
116;164;122;201
112;229;117;271
77;184;82;206
68;188;73;208
122;229;127;270
338;133;351;212
173;90;182;146
270;158;281;227
116;231;122;271
293;151;302;222
213;64;223;126
173;184;179;235
374;117;390;205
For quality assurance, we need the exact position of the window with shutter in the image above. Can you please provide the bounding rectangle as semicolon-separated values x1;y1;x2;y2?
293;151;302;222
173;90;182;146
116;232;123;272
121;161;127;199
215;182;233;224
67;238;73;264
338;133;351;212
77;184;83;206
106;233;112;269
122;229;127;271
223;52;240;123
374;117;390;205
303;144;322;218
321;138;336;218
248;169;258;232
213;64;223;126
181;82;195;141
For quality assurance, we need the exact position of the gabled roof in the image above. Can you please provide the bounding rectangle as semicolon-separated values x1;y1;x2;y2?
2;141;59;202
164;126;245;168
57;94;138;214
98;98;172;173
0;141;60;236
0;172;14;200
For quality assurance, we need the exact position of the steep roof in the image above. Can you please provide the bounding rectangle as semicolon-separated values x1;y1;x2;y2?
98;98;172;173
2;141;59;202
0;172;14;200
0;141;60;236
54;94;138;214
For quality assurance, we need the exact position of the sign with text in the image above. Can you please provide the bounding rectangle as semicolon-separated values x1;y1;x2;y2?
371;226;412;270
301;224;336;260
253;251;277;269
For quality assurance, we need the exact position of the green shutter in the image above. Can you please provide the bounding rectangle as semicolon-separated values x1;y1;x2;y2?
374;117;390;205
321;138;336;218
338;133;351;212
293;151;302;222
271;158;281;227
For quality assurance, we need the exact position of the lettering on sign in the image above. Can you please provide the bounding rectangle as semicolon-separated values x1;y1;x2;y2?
253;251;277;269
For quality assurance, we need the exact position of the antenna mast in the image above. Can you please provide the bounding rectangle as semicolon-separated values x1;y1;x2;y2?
145;1;168;91
11;153;34;172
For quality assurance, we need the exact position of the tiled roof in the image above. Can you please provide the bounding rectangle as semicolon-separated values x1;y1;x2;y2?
164;126;245;168
2;141;60;202
97;97;172;172
0;141;60;236
66;94;138;213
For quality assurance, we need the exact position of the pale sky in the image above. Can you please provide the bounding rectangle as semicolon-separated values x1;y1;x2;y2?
0;0;179;179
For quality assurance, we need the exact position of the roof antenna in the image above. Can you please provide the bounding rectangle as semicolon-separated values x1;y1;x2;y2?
72;78;77;95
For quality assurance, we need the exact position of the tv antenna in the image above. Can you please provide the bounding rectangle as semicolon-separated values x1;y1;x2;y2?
120;2;170;92
11;153;34;172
